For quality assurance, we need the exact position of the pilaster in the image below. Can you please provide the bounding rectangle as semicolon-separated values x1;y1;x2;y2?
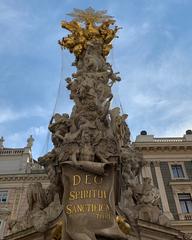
141;161;154;185
154;161;174;220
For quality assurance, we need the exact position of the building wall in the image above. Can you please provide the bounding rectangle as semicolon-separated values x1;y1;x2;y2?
0;175;49;239
0;139;49;239
0;153;28;174
134;131;192;234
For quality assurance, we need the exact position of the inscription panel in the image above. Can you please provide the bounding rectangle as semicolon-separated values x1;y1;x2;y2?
62;163;116;234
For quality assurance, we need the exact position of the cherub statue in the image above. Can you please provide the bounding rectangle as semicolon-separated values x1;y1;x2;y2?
49;113;71;146
61;20;82;33
98;20;120;44
79;128;94;162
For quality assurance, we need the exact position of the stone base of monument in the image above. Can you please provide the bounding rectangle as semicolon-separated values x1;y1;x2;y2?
61;162;125;240
5;158;186;240
4;163;187;240
4;170;186;240
4;218;186;240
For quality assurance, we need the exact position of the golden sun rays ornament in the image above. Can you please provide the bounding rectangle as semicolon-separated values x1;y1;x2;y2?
67;7;114;25
59;7;121;58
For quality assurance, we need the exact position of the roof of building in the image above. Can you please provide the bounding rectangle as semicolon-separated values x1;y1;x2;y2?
134;130;192;152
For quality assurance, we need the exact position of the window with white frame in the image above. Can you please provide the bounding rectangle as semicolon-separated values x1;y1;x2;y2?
178;193;192;213
171;164;185;178
0;191;8;203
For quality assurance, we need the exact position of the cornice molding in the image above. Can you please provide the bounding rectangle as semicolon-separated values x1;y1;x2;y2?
134;144;192;153
169;181;192;186
0;148;25;156
0;174;49;182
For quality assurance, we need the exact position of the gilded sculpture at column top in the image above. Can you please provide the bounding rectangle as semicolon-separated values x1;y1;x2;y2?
59;7;121;57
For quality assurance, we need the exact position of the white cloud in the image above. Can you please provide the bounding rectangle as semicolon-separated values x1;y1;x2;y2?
113;21;152;50
6;125;47;146
132;94;167;108
0;105;49;123
0;2;22;22
160;118;192;137
159;100;192;121
5;124;49;159
29;126;48;136
0;1;40;55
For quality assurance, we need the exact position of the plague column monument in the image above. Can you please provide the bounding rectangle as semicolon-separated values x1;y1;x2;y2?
48;8;134;239
6;8;188;240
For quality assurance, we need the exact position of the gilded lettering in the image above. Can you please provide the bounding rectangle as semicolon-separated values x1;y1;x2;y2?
66;203;111;216
76;191;81;199
85;190;89;198
80;190;83;199
69;191;76;200
92;189;97;198
89;190;92;198
93;204;98;212
98;204;103;211
98;190;102;198
68;189;108;200
87;203;91;212
106;204;110;211
65;204;72;214
94;176;103;184
76;204;84;212
85;175;92;185
73;175;81;186
103;190;107;199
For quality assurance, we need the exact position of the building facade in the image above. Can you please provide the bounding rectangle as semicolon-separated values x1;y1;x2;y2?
0;136;49;240
134;130;192;234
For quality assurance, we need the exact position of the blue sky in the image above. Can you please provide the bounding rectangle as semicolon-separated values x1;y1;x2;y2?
0;0;192;159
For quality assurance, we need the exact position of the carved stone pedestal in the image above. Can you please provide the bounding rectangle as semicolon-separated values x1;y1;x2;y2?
61;162;126;240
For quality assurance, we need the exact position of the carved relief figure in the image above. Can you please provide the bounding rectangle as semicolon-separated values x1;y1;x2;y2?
120;177;170;227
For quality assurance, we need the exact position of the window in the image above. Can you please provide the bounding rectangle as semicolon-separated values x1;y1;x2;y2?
178;193;192;213
171;164;185;178
0;191;8;203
